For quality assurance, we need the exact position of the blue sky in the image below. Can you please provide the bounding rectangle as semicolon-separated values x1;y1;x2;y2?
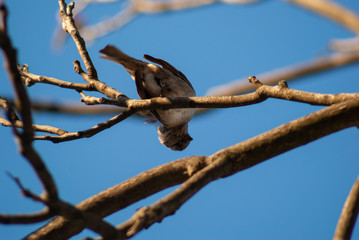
1;0;359;239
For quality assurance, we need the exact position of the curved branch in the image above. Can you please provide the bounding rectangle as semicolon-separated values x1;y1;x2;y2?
80;0;261;41
207;51;359;96
116;98;359;238
26;156;208;239
6;78;359;143
334;176;359;240
34;109;135;143
0;208;54;224
288;0;359;35
27;98;359;239
0;2;59;201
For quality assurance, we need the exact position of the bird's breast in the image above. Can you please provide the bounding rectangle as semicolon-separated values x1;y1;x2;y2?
156;108;195;127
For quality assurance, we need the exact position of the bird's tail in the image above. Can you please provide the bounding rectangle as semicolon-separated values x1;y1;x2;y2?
99;45;145;75
157;124;193;151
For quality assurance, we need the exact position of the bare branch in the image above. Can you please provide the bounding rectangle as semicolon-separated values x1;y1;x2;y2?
73;60;127;99
6;49;359;116
80;0;261;41
0;2;59;201
288;0;359;35
0;96;19;121
1;4;125;238
30;96;359;239
34;109;135;143
0;208;54;224
116;98;359;238
207;51;359;96
26;156;208;239
7;78;359;143
59;0;98;79
334;176;359;240
0;116;68;135
19;64;94;91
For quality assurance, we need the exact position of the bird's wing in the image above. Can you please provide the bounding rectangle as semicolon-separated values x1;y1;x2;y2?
143;54;194;91
134;70;150;99
135;71;164;122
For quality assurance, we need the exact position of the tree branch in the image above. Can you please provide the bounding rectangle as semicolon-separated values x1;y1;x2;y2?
59;0;98;79
80;0;261;41
207;51;359;96
34;108;135;143
115;98;359;238
334;176;359;240
0;116;68;135
0;209;54;224
4;77;359;143
0;1;58;201
288;0;359;35
19;64;94;91
27;97;359;239
0;3;125;239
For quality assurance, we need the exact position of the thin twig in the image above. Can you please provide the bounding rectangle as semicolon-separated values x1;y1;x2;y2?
0;116;68;135
80;0;260;41
207;51;359;96
19;64;94;91
59;0;98;79
35;108;135;143
0;208;54;224
9;78;359;143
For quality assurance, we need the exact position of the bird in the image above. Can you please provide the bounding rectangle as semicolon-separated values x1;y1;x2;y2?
99;45;196;151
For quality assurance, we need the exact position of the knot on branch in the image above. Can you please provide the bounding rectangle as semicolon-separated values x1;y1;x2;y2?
248;76;263;87
24;78;34;87
277;80;288;89
127;206;151;236
73;60;84;74
66;2;75;16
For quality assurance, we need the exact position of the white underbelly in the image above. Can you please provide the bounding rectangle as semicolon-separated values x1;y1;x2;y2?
157;108;195;127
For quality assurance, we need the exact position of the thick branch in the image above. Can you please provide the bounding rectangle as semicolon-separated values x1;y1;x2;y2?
334;176;359;240
0;2;59;201
28;98;359;239
115;98;359;238
25;156;208;239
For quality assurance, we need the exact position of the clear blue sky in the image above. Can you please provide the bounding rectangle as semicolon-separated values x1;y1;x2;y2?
1;0;359;239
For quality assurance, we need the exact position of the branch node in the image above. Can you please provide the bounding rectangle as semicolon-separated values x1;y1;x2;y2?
24;77;34;87
248;76;263;87
127;207;150;236
20;64;28;72
278;80;288;89
0;2;8;31
73;60;84;74
66;2;75;16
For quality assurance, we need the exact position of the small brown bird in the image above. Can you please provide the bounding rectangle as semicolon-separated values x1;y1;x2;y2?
99;45;196;151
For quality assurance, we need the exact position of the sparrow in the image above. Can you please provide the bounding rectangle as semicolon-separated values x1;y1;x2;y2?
99;45;196;151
